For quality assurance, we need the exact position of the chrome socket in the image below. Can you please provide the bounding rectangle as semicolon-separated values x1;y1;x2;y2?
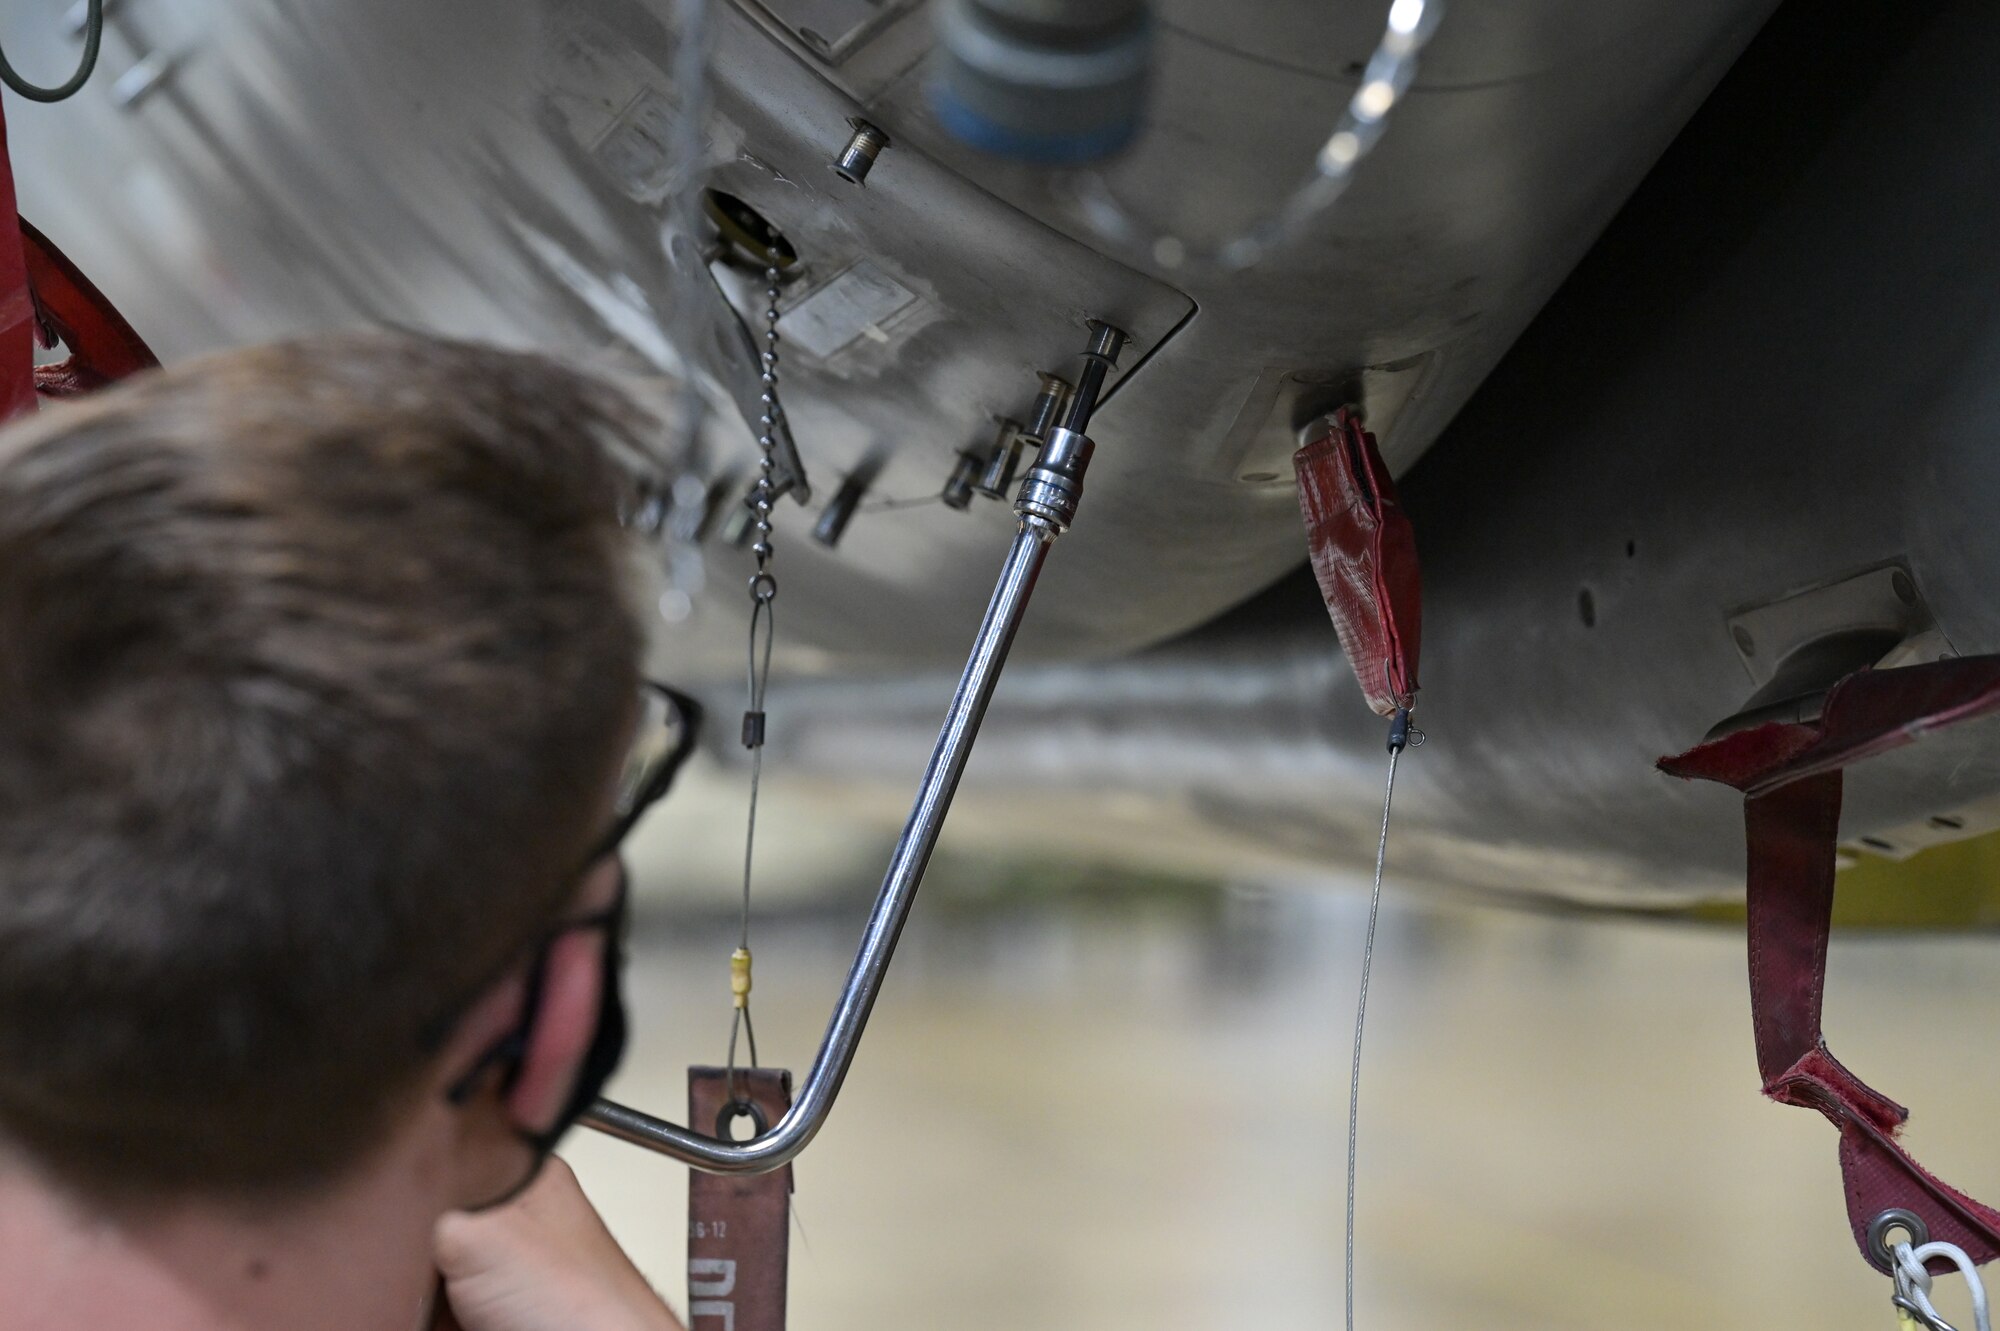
1014;425;1093;531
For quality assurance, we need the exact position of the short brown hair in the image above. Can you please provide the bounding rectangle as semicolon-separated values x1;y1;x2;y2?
0;334;645;1197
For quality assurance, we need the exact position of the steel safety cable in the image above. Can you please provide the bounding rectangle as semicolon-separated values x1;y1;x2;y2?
725;263;786;1109
0;0;103;103
728;593;772;1083
1347;708;1417;1331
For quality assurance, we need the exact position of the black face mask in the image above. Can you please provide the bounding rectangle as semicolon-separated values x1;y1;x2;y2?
448;866;630;1209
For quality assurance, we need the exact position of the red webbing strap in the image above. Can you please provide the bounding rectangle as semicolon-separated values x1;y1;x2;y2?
1293;408;1421;716
1660;656;2000;1268
0;100;38;423
19;218;158;397
688;1067;793;1331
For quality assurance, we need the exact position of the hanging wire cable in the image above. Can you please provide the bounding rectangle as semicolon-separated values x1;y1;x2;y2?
725;263;785;1109
1066;0;1445;274
860;492;946;513
726;591;774;1093
0;0;104;104
1346;708;1417;1331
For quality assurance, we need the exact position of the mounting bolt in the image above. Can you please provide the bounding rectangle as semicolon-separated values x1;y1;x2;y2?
973;419;1025;499
1021;372;1072;446
940;451;983;510
1061;321;1128;434
832;119;891;186
814;458;882;548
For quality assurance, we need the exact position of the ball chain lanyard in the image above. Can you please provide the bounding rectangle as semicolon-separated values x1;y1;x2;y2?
726;262;786;1108
684;261;797;1331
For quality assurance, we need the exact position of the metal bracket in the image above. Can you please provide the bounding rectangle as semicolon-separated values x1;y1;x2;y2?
1727;563;1952;687
1708;563;1957;737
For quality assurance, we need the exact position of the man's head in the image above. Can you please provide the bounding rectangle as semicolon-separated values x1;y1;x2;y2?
0;333;647;1204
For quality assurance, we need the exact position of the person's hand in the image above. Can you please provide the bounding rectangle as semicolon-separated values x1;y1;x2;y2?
434;1156;684;1331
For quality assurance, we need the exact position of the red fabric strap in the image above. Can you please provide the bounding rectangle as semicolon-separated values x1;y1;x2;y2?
687;1067;793;1331
1661;656;2000;1268
1292;408;1422;716
0;101;155;421
0;100;38;423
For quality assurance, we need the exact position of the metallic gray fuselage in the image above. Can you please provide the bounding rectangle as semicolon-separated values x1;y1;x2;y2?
14;0;1999;904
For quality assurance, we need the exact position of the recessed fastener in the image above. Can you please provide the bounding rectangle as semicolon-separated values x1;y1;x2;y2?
832;119;890;186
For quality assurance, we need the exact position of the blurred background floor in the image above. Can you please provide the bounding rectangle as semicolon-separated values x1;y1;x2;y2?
565;866;2000;1331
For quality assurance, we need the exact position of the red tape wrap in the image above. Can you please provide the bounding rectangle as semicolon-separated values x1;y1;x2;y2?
1293;408;1421;716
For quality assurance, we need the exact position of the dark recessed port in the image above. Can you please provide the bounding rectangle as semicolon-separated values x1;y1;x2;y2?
1577;587;1597;628
701;189;799;272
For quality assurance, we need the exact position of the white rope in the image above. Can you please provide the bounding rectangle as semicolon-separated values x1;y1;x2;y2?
1895;1240;1992;1331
